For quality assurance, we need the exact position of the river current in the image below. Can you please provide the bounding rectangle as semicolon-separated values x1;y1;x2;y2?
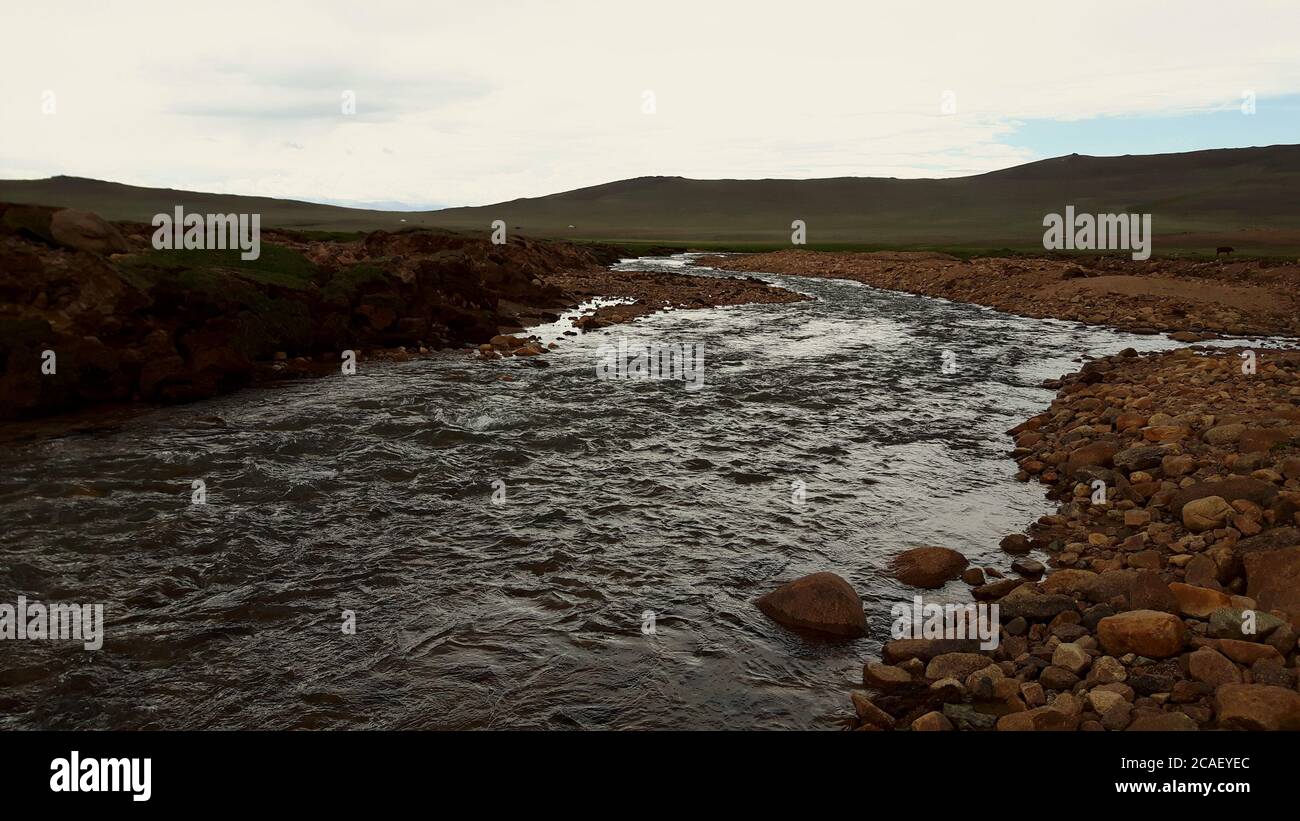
0;254;1256;729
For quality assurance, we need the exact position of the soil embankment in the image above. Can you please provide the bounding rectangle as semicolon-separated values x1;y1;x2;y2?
0;205;803;420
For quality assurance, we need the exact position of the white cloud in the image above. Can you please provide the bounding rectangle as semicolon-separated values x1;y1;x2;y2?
2;0;1298;206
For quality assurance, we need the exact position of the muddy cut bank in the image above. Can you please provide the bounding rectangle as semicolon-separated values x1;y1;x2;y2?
0;204;805;422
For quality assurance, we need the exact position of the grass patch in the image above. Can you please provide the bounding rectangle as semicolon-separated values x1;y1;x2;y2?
115;244;319;291
319;263;392;304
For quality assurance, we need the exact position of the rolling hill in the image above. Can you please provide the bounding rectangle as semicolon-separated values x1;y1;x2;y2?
4;144;1299;251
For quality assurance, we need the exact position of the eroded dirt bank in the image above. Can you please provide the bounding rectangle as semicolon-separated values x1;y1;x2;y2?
698;251;1300;339
0;205;804;420
849;346;1300;731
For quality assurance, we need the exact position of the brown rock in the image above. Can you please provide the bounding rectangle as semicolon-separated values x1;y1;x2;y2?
1170;478;1279;517
1183;554;1220;587
1040;569;1097;596
1242;547;1300;628
1097;610;1187;658
850;691;895;729
1130;572;1178;613
1182;495;1233;532
1065;441;1118;476
863;662;913;690
996;585;1077;621
1082;569;1140;604
880;638;981;664
890;546;969;588
1187;648;1242;687
1011;558;1045;579
1202;423;1246;445
996;706;1079;731
1214;639;1282;665
1126;712;1199;731
1214;684;1300;730
1238;428;1293;453
1168;582;1233;619
925;652;994;681
910;711;954;731
755;572;867;637
998;534;1032;555
1114;445;1169;472
972;578;1026;600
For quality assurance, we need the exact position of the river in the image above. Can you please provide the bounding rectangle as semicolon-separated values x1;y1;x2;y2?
0;254;1261;729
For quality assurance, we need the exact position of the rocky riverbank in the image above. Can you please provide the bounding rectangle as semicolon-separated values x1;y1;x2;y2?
844;345;1300;731
697;250;1300;339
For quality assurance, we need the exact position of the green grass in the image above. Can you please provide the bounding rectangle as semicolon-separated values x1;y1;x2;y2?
319;262;392;303
115;244;319;291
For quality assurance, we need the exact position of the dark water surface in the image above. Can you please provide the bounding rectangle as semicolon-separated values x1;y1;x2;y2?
0;254;1238;729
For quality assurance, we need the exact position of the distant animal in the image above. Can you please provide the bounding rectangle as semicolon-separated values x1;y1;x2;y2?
1216;246;1234;256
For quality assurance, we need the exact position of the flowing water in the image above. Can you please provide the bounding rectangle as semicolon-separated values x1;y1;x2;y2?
0;254;1265;730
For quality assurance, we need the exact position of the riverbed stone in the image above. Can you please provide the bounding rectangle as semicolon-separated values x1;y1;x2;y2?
1187;648;1242;687
996;585;1077;622
910;711;954;731
863;662;913;690
891;546;969;588
1169;582;1232;618
1243;547;1300;627
1171;478;1279;517
1214;684;1300;730
881;638;981;663
1214;639;1282;665
1097;610;1186;658
850;691;894;729
1182;495;1233;532
755;572;867;637
1052;642;1091;675
925;652;993;681
1208;607;1285;640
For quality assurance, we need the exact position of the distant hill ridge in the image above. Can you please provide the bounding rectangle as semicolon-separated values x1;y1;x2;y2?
3;144;1299;249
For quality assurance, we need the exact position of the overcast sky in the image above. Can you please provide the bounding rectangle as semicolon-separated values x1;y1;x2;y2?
3;0;1298;208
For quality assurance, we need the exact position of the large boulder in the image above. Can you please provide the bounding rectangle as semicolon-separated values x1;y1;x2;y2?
1214;684;1300;730
49;208;129;255
890;546;968;588
755;572;867;637
1097;610;1186;658
1243;547;1300;628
